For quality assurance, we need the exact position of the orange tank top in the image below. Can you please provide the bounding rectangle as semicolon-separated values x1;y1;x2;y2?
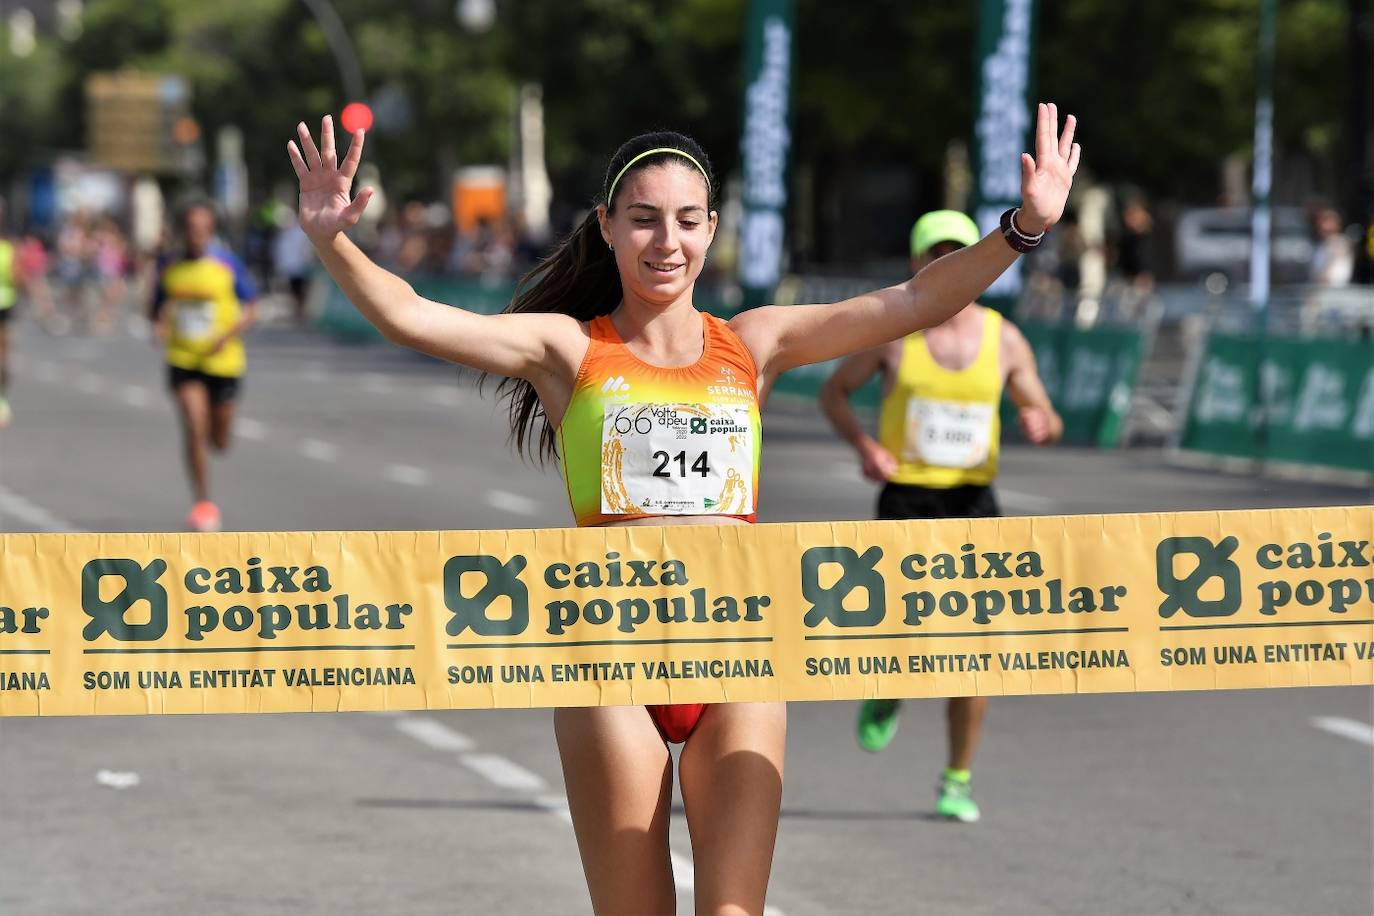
557;313;763;527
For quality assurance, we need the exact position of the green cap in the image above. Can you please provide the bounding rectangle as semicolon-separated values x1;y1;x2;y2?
910;210;981;257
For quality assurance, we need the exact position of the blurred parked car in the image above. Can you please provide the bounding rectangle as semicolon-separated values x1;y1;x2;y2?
1174;206;1315;286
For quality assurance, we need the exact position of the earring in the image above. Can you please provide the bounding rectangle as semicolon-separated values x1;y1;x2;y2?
608;243;614;251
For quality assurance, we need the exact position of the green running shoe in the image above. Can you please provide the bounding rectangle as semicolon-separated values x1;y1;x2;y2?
856;699;902;752
935;771;981;823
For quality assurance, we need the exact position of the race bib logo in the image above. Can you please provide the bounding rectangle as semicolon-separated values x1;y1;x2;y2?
81;558;170;641
801;546;886;627
1155;536;1241;619
444;555;529;637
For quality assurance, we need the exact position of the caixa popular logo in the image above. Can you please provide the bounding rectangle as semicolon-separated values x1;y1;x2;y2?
800;543;1125;629
1156;533;1374;619
801;547;886;627
81;557;413;641
443;555;530;636
444;552;769;638
82;559;171;641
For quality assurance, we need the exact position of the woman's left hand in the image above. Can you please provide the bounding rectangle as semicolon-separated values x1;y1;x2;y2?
1017;103;1080;235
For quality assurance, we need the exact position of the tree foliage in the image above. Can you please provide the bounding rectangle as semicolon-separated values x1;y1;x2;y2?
0;0;1358;242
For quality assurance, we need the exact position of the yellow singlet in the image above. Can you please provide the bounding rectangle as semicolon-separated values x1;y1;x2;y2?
877;310;1003;488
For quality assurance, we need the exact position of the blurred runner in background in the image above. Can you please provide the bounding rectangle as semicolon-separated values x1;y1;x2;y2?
0;200;23;427
821;208;1064;823
150;201;258;532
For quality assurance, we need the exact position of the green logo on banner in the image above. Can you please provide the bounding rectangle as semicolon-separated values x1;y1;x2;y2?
81;558;170;641
1155;536;1242;619
444;555;530;637
690;417;708;434
801;546;886;627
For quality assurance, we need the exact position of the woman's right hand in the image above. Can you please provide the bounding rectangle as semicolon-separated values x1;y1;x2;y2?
287;116;374;243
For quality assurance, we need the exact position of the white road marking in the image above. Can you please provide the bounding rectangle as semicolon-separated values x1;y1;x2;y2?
95;770;140;790
384;464;429;487
670;851;695;893
487;489;539;516
427;385;465;407
236;418;267;441
999;488;1055;513
534;794;574;825
0;485;83;532
75;372;102;394
1311;716;1374;747
302;361;328;382
120;385;151;409
460;753;547;792
299;439;338;462
33;362;59;384
394;717;475;752
828;461;861;479
361;372;391;393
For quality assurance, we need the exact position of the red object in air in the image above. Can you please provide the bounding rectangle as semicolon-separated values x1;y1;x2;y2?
340;102;374;134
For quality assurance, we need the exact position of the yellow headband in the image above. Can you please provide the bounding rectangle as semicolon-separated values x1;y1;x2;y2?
606;147;711;206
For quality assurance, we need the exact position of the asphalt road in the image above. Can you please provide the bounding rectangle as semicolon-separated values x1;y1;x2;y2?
1;314;1371;916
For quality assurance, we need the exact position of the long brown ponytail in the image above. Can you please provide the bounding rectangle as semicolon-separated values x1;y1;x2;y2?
489;130;717;462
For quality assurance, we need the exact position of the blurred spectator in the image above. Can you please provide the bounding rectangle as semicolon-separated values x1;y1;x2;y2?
394;201;431;273
90;217;129;334
272;210;315;325
449;216;514;279
1054;208;1085;295
1117;198;1155;293
1309;207;1354;287
16;232;56;328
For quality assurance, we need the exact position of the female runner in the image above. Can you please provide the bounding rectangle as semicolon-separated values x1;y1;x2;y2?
288;103;1079;915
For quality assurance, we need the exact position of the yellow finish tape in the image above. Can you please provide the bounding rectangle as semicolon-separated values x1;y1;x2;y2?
2;506;1371;716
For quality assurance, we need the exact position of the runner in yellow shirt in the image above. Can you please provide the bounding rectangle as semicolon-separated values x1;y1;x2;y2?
150;202;258;532
820;209;1063;823
0;225;20;428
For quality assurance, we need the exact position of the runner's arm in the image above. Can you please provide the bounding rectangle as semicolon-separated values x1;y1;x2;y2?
731;104;1079;380
734;233;1017;376
310;233;580;379
820;348;898;482
819;348;885;448
289;117;578;381
1003;320;1062;444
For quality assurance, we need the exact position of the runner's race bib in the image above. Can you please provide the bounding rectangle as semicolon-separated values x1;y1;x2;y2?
601;403;754;515
904;398;995;468
172;299;216;342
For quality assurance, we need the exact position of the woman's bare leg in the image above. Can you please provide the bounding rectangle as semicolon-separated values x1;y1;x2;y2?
556;705;676;915
679;702;786;916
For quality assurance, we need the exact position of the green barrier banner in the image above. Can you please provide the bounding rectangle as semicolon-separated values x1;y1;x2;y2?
971;0;1038;309
1002;321;1144;446
2;507;1371;716
1179;333;1374;473
736;0;795;311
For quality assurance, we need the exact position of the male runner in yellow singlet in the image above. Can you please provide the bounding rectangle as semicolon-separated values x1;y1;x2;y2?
150;202;258;532
820;209;1062;822
0;201;24;427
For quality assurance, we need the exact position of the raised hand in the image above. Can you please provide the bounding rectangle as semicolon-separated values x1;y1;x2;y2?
1018;103;1080;235
287;115;374;242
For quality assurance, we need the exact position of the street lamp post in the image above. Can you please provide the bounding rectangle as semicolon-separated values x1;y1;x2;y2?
299;0;366;104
